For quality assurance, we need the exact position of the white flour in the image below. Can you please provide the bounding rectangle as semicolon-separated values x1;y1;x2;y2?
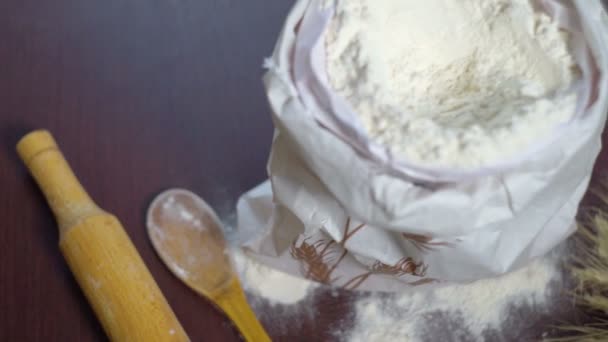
230;246;560;341
325;0;579;168
344;257;560;342
231;249;316;305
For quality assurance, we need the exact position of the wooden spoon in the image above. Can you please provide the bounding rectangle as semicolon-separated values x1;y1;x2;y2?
147;189;270;342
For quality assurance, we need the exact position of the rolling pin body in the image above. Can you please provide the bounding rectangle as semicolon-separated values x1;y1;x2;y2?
18;130;189;342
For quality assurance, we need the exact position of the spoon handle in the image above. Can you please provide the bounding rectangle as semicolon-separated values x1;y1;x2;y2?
214;278;271;342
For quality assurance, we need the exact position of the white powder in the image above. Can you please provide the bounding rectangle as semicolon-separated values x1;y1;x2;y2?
344;256;560;342
325;0;579;168
229;248;560;341
158;195;204;230
231;249;316;305
229;246;561;340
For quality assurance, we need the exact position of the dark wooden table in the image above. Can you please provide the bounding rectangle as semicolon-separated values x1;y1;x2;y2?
1;1;607;341
0;1;293;340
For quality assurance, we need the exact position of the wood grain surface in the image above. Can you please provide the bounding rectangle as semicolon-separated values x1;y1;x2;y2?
0;1;289;340
1;1;607;341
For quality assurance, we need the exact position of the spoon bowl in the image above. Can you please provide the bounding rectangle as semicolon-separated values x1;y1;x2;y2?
147;189;270;342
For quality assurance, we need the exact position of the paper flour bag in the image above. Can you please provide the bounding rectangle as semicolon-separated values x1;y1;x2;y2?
236;0;608;291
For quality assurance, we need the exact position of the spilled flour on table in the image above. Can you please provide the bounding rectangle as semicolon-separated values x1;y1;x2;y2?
230;248;322;338
343;254;561;342
230;246;561;341
225;214;563;341
231;249;317;306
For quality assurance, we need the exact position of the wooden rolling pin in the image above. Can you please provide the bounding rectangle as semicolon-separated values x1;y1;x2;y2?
17;130;189;342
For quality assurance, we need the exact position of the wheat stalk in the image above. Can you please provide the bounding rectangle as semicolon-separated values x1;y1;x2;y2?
550;181;608;341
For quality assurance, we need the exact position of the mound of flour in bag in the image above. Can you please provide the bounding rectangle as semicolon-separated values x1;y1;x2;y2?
325;0;579;168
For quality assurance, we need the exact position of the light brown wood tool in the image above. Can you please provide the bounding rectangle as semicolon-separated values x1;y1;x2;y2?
17;130;189;342
147;189;271;342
